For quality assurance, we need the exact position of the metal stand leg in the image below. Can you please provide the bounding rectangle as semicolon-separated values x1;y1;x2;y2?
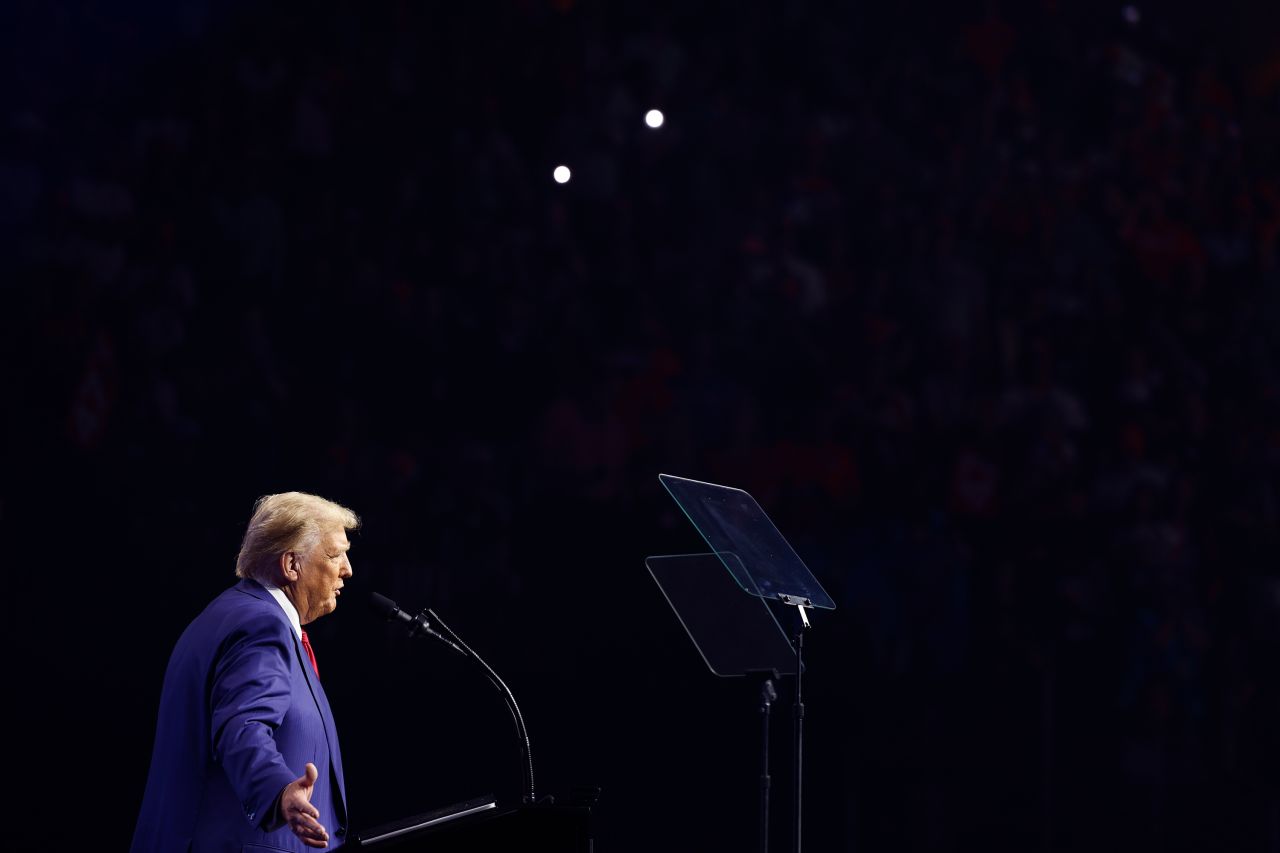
760;676;777;853
793;605;810;853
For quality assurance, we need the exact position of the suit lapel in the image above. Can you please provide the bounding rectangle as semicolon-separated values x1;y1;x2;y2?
292;630;349;824
240;580;349;823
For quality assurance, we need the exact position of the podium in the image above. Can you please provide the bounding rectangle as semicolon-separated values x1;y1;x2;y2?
353;799;593;851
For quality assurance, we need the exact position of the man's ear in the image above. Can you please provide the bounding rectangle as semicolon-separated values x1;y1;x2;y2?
279;551;299;582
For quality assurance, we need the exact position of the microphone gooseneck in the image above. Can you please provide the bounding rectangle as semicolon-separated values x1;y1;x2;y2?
371;591;537;805
426;607;536;806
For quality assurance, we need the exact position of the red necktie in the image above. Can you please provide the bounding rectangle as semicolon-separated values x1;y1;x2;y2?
301;630;320;679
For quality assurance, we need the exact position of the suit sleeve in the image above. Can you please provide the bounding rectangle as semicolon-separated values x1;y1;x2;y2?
209;611;300;830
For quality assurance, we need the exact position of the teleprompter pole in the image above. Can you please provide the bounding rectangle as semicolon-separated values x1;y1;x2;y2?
789;602;811;853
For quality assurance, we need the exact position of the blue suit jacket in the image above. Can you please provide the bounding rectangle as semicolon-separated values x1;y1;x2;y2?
132;579;348;852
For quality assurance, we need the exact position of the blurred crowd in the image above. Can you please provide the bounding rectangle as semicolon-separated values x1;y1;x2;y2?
9;1;1280;850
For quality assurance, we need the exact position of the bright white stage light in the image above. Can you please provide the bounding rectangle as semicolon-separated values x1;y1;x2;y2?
645;109;665;129
553;165;571;184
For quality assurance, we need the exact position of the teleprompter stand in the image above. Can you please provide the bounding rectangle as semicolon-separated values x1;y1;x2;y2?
651;474;837;853
646;553;796;853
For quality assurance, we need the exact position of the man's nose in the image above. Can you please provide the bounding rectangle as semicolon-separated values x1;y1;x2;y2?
342;557;353;578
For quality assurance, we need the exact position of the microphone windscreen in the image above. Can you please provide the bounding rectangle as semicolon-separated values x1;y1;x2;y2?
369;591;400;618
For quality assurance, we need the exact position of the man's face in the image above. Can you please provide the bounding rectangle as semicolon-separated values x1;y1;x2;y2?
293;524;353;624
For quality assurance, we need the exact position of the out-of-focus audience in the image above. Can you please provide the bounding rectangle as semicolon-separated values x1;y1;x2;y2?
9;1;1280;849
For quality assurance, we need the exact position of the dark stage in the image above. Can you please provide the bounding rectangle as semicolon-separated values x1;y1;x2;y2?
7;1;1280;851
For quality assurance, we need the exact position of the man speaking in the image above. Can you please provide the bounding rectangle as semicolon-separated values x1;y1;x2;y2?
132;492;358;851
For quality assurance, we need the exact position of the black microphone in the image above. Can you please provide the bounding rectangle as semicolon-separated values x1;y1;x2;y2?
369;592;466;655
370;590;538;804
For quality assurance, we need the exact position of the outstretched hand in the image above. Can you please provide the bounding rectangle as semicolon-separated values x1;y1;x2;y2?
280;762;329;848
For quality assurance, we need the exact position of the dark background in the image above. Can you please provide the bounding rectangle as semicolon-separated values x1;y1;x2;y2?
7;1;1280;850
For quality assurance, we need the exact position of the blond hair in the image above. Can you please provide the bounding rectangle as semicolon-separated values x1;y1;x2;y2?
235;492;360;583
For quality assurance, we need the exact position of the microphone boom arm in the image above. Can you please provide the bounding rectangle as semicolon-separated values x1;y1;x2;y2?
427;608;537;806
371;592;536;804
